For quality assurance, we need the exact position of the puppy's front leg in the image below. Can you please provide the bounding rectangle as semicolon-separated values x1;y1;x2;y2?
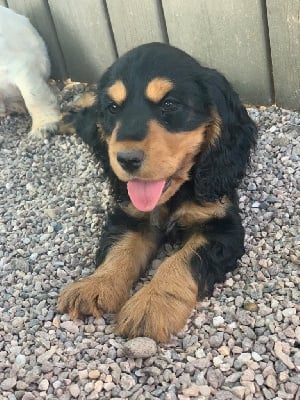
57;209;157;319
116;235;206;342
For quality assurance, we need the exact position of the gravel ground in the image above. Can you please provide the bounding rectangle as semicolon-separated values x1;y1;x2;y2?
0;83;299;400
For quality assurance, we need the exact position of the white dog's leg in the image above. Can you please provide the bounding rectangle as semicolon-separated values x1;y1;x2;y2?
15;73;60;139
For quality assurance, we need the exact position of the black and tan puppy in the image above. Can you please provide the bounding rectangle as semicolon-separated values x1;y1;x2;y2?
58;43;257;342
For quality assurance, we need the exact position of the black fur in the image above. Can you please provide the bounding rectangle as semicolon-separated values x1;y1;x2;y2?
65;42;257;301
191;202;245;296
193;76;257;201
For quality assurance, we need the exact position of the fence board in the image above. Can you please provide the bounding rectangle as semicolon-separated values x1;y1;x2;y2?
162;0;273;105
7;0;66;79
106;0;165;56
267;0;300;110
48;0;116;83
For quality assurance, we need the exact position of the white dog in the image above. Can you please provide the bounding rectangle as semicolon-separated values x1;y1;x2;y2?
0;6;59;139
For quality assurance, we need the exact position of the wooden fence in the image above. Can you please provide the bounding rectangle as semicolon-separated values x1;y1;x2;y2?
1;0;299;110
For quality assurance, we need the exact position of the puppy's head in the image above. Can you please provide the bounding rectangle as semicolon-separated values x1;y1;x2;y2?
97;43;224;211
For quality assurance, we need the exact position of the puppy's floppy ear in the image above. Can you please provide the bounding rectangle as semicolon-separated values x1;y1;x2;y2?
193;73;257;202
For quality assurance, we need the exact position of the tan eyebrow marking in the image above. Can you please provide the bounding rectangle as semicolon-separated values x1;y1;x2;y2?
107;80;127;105
145;77;174;103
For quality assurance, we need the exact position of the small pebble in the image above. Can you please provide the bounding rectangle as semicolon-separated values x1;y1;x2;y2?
274;342;295;369
251;351;262;361
120;374;136;390
282;308;296;318
199;385;211;397
244;302;258;312
69;383;80;397
231;386;246;399
278;371;289;383
206;368;225;389
182;384;202;397
209;332;224;348
218;345;230;356
122;337;157;358
15;354;26;368
38;379;49;391
241;368;255;381
265;374;277;390
60;321;79;334
1;378;17;391
88;370;100;379
213;316;225;327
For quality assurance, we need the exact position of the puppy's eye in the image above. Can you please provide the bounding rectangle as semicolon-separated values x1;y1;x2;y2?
107;102;120;114
161;99;179;113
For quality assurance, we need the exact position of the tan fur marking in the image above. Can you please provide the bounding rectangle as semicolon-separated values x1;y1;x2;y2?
107;80;127;105
57;232;157;319
171;197;230;227
145;78;174;103
116;234;207;342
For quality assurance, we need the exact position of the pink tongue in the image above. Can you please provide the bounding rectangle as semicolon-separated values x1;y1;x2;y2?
127;179;166;212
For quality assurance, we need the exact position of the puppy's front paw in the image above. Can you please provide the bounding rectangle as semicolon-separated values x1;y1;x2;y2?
57;273;128;320
116;284;196;342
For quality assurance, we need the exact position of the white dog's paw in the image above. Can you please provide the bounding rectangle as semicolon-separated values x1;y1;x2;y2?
28;122;58;140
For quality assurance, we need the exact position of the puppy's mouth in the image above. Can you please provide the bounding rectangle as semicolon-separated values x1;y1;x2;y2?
127;178;171;212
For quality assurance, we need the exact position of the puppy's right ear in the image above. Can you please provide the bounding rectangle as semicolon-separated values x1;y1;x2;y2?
59;92;100;150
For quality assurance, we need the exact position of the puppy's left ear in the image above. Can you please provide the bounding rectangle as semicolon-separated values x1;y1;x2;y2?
194;73;257;201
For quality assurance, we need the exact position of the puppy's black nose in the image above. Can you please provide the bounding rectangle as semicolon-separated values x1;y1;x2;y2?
117;150;144;172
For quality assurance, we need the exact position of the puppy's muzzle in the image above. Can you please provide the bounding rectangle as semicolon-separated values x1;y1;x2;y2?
117;150;144;173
